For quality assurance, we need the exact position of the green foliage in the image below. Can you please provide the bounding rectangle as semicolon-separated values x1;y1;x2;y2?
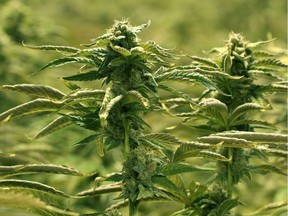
0;19;286;216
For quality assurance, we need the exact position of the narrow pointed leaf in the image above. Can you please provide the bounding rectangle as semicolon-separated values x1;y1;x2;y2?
74;133;103;146
35;57;95;73
229;103;266;125
99;94;123;126
159;163;212;175
217;198;239;215
187;55;219;68
0;179;71;198
253;59;288;67
215;131;288;143
0;164;86;177
145;133;183;145
76;183;122;197
34;116;72;139
122;91;149;108
197;135;256;149
0;190;79;216
62;70;107;81
248;164;287;176
173;142;221;162
152;176;187;202
2;84;65;100
23;43;80;53
109;43;131;56
0;99;63;122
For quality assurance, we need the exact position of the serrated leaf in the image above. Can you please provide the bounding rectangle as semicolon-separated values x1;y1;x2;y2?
197;135;255;149
0;164;86;177
152;176;187;202
62;70;106;81
0;99;63;122
74;133;103;146
159;163;212;175
253;59;288;67
247;38;275;48
173;142;221;162
0;189;79;216
76;183;122;197
23;43;80;53
2;84;65;100
187;55;219;68
215;131;288;143
122;90;149;108
109;43;131;56
99;94;123;126
200;98;229;127
35;57;95;74
229;103;266;125
198;150;230;161
0;179;71;198
145;133;183;145
34;116;72;139
217;198;239;215
64;89;105;101
248;164;287;176
256;84;288;93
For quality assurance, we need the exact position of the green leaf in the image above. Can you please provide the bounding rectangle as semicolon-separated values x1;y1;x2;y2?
99;90;123;126
0;179;71;198
173;142;220;162
188;181;207;203
200;98;229;127
64;89;105;101
109;43;131;56
229;103;266;125
122;90;149;108
35;57;95;73
0;99;63;122
62;70;106;81
253;59;288;67
0;189;79;216
217;198;239;215
215;131;288;143
2;84;65;100
0;164;86;177
187;55;219;68
198;150;230;161
145;133;183;145
23;43;80;53
248;164;287;176
34;116;72;139
76;183;122;197
256;84;288;93
159;163;212;175
152;176;187;202
74;133;103;146
197;135;256;149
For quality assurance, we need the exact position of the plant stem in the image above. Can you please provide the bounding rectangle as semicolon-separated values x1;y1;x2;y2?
227;147;233;198
122;117;130;158
129;199;140;216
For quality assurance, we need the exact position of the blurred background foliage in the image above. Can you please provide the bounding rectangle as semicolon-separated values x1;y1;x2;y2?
0;0;286;215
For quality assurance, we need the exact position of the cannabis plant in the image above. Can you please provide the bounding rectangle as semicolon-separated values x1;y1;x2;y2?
0;19;287;216
0;19;217;216
160;32;288;215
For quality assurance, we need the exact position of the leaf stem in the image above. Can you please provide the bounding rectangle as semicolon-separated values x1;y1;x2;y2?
129;199;140;216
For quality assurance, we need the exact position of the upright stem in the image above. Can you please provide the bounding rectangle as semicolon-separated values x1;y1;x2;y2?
122;117;130;158
129;199;140;216
227;148;233;198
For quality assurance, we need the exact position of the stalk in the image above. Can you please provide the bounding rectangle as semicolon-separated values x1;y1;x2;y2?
122;117;130;158
129;199;140;216
227;148;233;198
